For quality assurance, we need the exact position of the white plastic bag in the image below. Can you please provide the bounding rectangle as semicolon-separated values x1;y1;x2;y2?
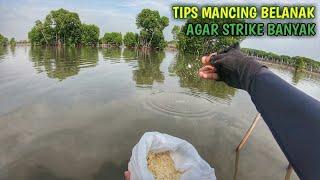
128;132;216;180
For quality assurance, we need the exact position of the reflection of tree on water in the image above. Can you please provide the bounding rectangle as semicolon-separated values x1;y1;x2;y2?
292;70;320;86
122;48;138;61
0;46;8;61
101;48;138;63
170;53;236;100
292;70;304;85
10;46;16;56
29;47;98;80
132;50;165;86
101;48;121;63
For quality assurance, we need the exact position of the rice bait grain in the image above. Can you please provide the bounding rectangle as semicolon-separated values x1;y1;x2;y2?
147;151;181;180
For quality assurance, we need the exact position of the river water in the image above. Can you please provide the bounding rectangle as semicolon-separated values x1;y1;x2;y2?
0;46;319;180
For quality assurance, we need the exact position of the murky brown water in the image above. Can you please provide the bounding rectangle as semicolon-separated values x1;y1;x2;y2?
0;46;319;180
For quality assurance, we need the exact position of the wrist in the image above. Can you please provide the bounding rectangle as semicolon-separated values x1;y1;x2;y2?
248;67;270;94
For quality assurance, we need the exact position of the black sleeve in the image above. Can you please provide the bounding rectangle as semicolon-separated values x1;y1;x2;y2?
249;68;320;180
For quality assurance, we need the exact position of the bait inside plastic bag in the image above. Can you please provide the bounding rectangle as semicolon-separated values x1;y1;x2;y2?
128;132;216;180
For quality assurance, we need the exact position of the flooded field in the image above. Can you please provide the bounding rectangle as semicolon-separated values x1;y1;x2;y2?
0;46;319;180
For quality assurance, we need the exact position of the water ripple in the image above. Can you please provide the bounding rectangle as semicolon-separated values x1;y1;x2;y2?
144;91;220;119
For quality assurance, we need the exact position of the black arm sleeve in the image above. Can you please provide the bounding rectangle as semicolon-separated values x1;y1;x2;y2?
250;68;320;180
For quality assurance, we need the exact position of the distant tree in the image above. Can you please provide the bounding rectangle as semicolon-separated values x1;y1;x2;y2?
0;34;8;46
171;25;180;41
28;20;47;45
136;9;169;50
80;24;100;46
101;32;122;47
293;56;307;71
123;32;138;48
177;18;245;54
16;40;29;44
279;55;290;64
28;8;97;47
242;48;320;73
10;38;16;46
45;8;82;46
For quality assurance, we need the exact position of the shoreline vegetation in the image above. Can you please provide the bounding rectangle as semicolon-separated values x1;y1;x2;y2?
0;8;319;75
165;43;320;75
27;8;168;50
170;16;320;74
241;48;320;74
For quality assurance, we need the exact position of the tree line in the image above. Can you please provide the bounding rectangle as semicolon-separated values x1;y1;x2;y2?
172;17;244;55
241;48;320;73
171;17;320;73
28;8;168;50
6;7;320;73
0;34;16;47
28;9;99;47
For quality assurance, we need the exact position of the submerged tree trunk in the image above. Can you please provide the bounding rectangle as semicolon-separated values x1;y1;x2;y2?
56;33;58;46
40;29;48;45
148;31;155;48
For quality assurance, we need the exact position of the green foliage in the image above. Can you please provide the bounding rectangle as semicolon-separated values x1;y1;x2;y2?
292;70;305;84
0;34;8;46
136;9;169;50
177;18;245;54
123;32;138;48
292;56;306;71
28;21;46;45
81;24;100;46
28;8;99;47
150;30;167;50
10;38;16;46
171;25;180;41
101;32;122;47
46;8;82;45
242;48;320;73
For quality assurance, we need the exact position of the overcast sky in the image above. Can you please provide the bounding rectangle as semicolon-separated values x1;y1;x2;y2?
0;0;319;60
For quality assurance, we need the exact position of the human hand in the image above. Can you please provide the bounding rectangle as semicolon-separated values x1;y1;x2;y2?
199;44;266;92
124;171;130;180
198;53;219;80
